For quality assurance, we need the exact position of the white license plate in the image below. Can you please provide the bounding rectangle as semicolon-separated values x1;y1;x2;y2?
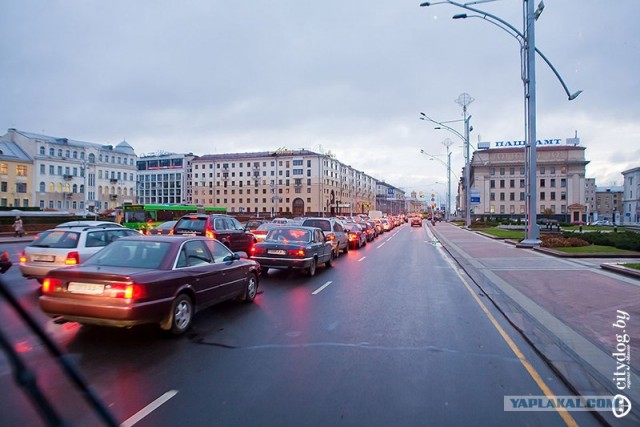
33;255;55;262
267;249;286;255
68;282;105;295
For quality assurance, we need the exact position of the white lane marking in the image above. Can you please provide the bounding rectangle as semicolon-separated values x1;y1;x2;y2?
312;281;333;295
120;390;178;427
377;242;386;248
358;256;366;262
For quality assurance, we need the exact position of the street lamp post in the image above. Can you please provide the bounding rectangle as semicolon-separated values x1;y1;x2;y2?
420;0;581;245
419;107;471;225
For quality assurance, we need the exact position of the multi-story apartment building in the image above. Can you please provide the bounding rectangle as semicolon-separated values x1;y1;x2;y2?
0;139;33;208
190;149;377;217
467;144;589;222
621;166;640;224
2;129;137;213
136;152;194;205
595;186;623;224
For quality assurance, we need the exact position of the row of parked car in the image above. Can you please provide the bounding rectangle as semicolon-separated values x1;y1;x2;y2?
18;213;406;336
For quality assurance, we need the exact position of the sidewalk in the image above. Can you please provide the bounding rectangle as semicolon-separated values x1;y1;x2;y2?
431;222;639;425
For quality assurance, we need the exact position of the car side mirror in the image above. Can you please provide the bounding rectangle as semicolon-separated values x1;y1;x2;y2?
228;252;245;260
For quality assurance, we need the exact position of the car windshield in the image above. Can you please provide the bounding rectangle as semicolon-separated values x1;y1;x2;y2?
31;230;80;249
265;228;311;243
85;240;171;269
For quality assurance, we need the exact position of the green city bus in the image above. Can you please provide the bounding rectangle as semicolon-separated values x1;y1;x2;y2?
117;204;226;233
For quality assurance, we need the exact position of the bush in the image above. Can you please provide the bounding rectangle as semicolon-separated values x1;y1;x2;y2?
540;235;589;248
562;230;640;251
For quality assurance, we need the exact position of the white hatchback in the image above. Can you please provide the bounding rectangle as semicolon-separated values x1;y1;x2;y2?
19;225;139;283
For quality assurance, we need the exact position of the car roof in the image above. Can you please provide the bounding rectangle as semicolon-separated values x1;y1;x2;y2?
56;220;124;228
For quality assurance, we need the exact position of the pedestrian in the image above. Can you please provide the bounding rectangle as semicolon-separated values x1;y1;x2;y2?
13;215;24;237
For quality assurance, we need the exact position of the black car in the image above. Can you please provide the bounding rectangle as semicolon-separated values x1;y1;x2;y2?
251;226;334;276
172;214;256;254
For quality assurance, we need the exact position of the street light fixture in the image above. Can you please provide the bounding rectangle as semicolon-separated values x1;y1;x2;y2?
420;0;582;245
419;103;472;227
420;148;456;221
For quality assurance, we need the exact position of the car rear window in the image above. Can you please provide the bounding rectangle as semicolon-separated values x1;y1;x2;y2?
31;230;80;249
302;219;331;231
174;218;206;234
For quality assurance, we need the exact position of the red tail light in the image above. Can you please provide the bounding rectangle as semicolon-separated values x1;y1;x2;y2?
205;228;216;239
325;234;335;241
106;283;146;299
19;250;26;264
288;249;306;257
251;246;265;256
42;278;62;293
65;252;80;265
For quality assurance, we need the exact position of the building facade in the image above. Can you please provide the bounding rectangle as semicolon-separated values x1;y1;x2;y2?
376;181;406;215
136;152;194;205
584;178;596;223
0;139;33;208
189;149;377;217
467;145;589;222
594;186;623;224
3;129;137;213
622;167;640;225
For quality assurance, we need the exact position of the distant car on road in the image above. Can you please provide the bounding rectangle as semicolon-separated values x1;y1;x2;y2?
172;214;256;254
19;225;140;283
410;216;422;227
591;220;611;226
39;235;260;335
148;220;178;235
300;217;348;256
251;226;334;276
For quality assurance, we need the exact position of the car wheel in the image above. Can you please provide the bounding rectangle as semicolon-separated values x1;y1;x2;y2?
325;252;333;268
307;258;317;276
244;273;258;302
163;294;193;336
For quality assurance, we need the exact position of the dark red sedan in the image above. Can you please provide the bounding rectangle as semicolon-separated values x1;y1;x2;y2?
39;235;260;335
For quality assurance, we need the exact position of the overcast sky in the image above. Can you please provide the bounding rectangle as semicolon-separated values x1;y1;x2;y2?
2;1;638;198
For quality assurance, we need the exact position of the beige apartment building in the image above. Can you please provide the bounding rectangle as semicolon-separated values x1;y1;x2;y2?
190;149;377;217
467;144;589;222
2;129;137;213
0;139;33;208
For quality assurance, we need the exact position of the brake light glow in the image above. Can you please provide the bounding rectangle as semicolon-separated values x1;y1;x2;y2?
288;248;306;257
106;283;146;299
251;246;265;256
205;229;215;239
65;252;80;265
19;250;26;264
42;278;62;293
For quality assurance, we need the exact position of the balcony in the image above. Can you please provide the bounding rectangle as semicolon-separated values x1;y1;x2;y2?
63;174;73;180
109;178;118;184
63;192;73;198
109;194;118;200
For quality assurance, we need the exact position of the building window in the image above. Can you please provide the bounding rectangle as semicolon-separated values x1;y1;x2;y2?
540;192;546;201
540;179;545;188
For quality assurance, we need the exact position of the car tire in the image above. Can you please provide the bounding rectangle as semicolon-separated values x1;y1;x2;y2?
163;294;193;336
243;273;258;302
307;258;317;276
325;252;333;268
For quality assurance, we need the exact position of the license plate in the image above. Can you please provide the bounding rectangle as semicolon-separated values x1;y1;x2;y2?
33;255;55;262
68;282;105;295
267;249;286;255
